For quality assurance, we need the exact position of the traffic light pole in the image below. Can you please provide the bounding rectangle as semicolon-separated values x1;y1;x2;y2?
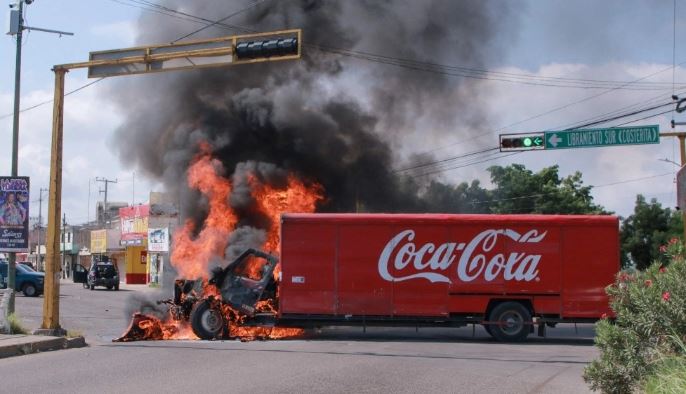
36;29;301;336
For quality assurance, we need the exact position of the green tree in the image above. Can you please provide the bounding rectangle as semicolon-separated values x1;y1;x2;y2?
486;164;606;214
620;195;683;270
422;180;491;213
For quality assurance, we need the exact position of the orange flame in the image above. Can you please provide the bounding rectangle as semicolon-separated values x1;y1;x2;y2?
249;174;324;253
120;144;323;342
170;148;237;280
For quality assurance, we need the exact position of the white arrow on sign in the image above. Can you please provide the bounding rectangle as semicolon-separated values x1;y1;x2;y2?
548;133;562;148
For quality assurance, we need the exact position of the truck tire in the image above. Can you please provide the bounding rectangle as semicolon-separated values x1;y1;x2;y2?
190;300;225;340
22;282;38;297
487;302;531;342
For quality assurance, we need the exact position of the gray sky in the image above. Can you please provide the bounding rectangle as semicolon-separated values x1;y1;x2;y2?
1;0;685;223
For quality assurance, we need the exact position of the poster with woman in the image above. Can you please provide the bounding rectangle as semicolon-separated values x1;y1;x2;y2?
0;176;30;252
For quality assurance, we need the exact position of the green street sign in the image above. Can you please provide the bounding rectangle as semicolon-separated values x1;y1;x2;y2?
544;125;659;150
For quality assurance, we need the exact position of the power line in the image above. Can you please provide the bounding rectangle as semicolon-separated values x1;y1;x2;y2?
410;152;522;178
0;78;105;121
171;0;270;43
107;0;686;90
394;147;499;173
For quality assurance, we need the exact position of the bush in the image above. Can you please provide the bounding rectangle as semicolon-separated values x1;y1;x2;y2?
7;313;29;335
584;239;686;393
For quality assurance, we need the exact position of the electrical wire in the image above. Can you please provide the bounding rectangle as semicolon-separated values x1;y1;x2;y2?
1;1;267;121
0;78;105;121
107;0;686;90
410;152;522;178
394;147;499;173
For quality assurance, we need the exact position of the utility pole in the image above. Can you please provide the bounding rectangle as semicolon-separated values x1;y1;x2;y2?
6;0;25;315
6;0;72;317
96;177;117;224
663;96;686;244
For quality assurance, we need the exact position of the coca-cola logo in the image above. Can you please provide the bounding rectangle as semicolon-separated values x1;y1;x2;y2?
378;229;547;284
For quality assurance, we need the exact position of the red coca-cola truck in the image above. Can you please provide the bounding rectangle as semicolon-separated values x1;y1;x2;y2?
174;213;619;342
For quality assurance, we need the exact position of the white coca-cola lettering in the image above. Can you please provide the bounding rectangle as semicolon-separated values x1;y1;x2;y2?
377;228;546;284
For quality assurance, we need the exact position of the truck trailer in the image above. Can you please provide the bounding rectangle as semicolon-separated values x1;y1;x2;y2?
172;213;619;342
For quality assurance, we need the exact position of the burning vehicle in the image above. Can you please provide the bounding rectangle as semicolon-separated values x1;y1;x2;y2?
166;248;279;340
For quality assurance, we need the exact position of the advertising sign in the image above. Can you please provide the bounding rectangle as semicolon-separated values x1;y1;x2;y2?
91;229;107;253
147;227;169;252
0;177;29;252
120;204;149;246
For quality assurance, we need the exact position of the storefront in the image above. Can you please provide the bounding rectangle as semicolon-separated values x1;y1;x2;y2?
120;205;149;284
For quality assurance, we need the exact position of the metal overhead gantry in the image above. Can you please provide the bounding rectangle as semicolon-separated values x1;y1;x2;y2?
37;29;302;335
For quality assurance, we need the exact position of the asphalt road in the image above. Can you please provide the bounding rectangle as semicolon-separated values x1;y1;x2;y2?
2;280;599;393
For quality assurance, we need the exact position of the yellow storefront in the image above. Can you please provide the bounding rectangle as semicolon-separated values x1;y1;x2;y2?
120;205;149;284
124;244;148;284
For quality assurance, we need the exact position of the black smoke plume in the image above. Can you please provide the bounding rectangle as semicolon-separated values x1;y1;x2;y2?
112;0;521;222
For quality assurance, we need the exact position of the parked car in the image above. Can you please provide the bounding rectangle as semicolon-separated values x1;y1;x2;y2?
73;260;119;291
0;260;45;297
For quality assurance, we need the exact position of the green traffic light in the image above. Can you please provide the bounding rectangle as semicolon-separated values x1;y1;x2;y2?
523;137;533;147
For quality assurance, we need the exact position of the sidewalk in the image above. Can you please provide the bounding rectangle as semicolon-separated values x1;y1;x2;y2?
0;334;86;359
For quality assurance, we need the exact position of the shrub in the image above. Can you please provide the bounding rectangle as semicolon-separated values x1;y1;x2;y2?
7;313;29;335
584;239;686;393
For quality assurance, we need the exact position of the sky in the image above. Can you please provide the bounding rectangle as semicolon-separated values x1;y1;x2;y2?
1;0;685;225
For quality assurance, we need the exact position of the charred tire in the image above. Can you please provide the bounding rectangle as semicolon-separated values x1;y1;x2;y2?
22;283;38;297
190;300;225;340
487;302;531;342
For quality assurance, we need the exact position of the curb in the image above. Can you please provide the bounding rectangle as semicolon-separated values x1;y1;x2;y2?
0;335;87;359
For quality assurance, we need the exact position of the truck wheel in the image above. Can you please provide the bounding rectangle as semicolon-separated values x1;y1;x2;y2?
190;300;225;340
22;283;38;297
487;302;531;342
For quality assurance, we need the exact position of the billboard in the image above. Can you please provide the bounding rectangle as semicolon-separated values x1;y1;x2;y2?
0;177;29;252
120;205;149;246
91;229;107;253
147;227;169;252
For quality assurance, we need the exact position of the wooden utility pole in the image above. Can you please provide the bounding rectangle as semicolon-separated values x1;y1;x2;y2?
38;68;66;335
660;131;686;245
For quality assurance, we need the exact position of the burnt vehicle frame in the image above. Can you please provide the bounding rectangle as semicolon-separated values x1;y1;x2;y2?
166;248;279;339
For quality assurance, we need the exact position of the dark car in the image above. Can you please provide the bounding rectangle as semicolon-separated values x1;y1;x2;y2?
74;261;119;290
0;260;44;297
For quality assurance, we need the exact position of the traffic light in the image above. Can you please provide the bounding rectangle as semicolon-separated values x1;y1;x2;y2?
499;133;545;152
235;37;299;60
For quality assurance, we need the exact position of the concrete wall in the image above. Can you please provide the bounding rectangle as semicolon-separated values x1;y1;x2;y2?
0;290;11;334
